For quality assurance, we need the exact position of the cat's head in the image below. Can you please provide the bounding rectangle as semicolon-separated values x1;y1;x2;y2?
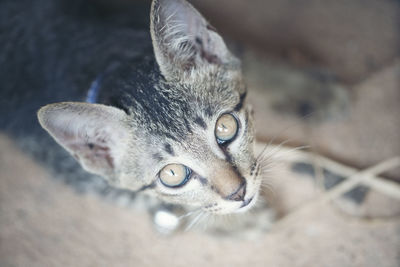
38;0;262;214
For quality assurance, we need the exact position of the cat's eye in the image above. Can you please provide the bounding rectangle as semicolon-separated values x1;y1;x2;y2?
159;164;191;188
215;113;238;145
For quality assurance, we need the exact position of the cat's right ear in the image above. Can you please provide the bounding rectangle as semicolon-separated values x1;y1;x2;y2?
37;102;130;182
150;0;238;80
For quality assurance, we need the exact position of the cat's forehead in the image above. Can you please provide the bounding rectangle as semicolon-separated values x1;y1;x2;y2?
141;85;248;165
122;64;245;142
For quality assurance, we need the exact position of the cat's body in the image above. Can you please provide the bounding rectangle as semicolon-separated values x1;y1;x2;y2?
0;0;152;194
1;0;262;216
0;0;151;136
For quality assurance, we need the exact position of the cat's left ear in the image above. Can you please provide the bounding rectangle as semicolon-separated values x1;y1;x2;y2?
37;102;130;182
150;0;238;80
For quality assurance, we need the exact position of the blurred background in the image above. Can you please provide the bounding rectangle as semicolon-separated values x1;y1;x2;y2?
1;0;399;266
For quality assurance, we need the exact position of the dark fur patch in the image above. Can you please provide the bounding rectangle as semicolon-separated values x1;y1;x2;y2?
210;184;220;194
194;116;207;129
204;203;217;209
205;106;213;117
137;181;156;192
250;161;257;176
197;176;208;185
164;143;175;156
195;37;203;45
152;153;164;161
234;91;247;111
183;117;193;133
100;59;196;142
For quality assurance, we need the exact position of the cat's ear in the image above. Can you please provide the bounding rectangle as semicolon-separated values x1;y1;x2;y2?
150;0;237;79
37;102;130;180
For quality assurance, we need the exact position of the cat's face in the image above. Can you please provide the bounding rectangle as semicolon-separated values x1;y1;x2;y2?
144;108;259;214
38;0;262;214
123;66;260;214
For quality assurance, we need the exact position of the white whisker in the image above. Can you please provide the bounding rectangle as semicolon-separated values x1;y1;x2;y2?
178;208;201;221
185;210;204;231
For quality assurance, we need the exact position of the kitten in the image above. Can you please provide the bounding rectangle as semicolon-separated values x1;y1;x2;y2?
1;0;262;216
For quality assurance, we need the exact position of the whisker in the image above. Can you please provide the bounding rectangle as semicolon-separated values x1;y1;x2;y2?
257;139;292;161
255;111;312;160
199;213;211;231
194;212;209;230
258;144;310;172
178;207;201;221
256;141;295;173
185;210;204;231
273;145;311;159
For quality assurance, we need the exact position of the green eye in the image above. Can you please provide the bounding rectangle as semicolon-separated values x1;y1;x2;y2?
159;164;191;187
215;113;238;145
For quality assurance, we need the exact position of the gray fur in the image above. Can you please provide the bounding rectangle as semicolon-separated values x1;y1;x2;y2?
38;0;262;214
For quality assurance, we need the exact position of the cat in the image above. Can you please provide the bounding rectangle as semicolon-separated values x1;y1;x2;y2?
0;0;263;217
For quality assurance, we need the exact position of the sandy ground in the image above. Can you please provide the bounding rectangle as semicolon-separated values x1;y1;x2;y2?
1;135;400;267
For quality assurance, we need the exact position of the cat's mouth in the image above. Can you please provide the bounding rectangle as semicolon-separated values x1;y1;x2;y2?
240;196;254;208
236;194;257;213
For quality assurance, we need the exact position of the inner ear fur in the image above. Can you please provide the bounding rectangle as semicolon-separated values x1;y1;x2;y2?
37;102;130;181
150;0;238;80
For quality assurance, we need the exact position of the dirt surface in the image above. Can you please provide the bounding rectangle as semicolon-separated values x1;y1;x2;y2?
246;56;400;179
1;135;400;267
192;0;400;83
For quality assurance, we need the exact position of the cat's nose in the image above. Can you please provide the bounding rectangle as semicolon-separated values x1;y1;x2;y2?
211;160;246;201
226;182;246;201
